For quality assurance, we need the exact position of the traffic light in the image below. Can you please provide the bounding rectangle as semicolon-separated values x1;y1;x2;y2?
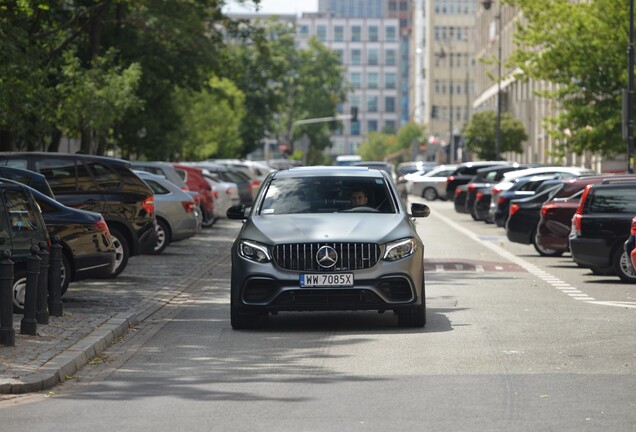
350;106;358;122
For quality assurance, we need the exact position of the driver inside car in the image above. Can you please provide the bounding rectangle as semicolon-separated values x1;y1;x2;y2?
350;188;369;208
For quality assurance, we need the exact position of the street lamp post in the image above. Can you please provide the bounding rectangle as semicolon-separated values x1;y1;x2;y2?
449;26;454;164
482;0;502;161
628;0;635;173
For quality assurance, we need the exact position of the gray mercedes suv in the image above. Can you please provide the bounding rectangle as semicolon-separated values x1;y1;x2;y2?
227;166;430;329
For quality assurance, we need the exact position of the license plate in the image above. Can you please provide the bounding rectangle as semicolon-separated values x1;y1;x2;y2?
300;273;354;287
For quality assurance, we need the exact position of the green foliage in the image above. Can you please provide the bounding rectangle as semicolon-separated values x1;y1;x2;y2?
359;132;397;161
504;0;626;157
462;110;527;160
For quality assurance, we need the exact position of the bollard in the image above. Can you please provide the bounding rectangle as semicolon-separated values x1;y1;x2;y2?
0;250;15;346
36;240;49;325
20;245;40;336
48;235;63;317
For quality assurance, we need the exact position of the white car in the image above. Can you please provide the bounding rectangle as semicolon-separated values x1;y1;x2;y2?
202;172;239;218
405;165;458;200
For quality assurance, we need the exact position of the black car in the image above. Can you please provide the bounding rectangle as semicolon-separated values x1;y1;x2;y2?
0;153;156;277
444;161;510;201
453;183;470;214
505;180;565;256
570;178;636;282
226;166;430;329
464;164;539;219
0;179;50;312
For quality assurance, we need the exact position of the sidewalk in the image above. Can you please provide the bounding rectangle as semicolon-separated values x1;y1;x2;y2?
0;219;238;395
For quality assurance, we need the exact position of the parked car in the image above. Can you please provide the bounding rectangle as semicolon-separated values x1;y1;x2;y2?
505;180;566;255
535;175;629;256
453;184;470;214
135;171;199;254
492;166;596;197
202;171;239;218
404;164;457;200
130;161;188;191
211;159;274;201
464;164;539;219
444;161;511;200
173;164;216;228
570;178;636;282
226;166;431;329
0;178;50;312
397;161;437;178
0;152;156;277
188;161;254;206
490;174;573;228
473;186;495;222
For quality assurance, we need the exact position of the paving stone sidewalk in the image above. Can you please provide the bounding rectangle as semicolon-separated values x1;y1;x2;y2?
0;219;239;394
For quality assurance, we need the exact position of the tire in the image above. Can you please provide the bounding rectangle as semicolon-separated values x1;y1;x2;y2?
230;297;266;330
60;252;71;296
532;231;563;257
107;228;129;278
613;249;636;283
422;187;437;201
201;207;215;228
397;282;426;328
151;218;171;255
12;269;27;313
590;266;613;276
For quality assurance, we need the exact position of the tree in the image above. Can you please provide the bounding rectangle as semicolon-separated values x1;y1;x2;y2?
504;0;626;158
462;110;527;160
358;132;396;161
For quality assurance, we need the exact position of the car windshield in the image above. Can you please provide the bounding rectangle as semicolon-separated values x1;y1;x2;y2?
258;176;396;215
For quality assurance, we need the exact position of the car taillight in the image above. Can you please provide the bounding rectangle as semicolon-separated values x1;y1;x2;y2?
142;196;154;214
181;201;195;213
497;196;505;204
571;185;592;236
225;187;232;196
192;195;200;205
468;183;477;192
509;203;520;216
631;217;636;236
492;187;502;195
541;203;555;217
95;220;111;237
181;186;189;192
455;188;461;197
476;191;483;201
213;190;219;200
252;179;260;190
447;176;455;182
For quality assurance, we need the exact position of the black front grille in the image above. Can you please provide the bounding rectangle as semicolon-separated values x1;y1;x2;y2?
273;242;381;271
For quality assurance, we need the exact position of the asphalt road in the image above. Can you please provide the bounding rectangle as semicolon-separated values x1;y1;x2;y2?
1;199;636;431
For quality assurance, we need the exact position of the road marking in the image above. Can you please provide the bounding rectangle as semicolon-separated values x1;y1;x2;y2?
427;209;614;309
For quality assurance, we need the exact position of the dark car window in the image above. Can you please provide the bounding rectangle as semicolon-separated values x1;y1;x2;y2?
87;161;122;190
589;188;636;213
1;159;28;169
5;189;39;232
35;158;81;193
260;177;394;215
145;179;169;195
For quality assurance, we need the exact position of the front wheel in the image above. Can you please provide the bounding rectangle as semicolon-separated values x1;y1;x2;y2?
533;232;563;257
422;187;438;201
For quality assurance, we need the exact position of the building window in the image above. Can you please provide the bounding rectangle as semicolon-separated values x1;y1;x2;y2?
386;26;396;42
352;25;362;41
335;49;344;62
368;48;379;65
385;49;396;65
351;49;361;65
367;95;378;112
351;121;361;136
367;73;378;89
335;25;344;42
299;25;309;37
385;72;396;89
385;96;396;113
388;1;397;11
400;1;408;11
317;25;327;42
384;120;396;133
368;25;379;42
350;72;361;89
368;120;378;132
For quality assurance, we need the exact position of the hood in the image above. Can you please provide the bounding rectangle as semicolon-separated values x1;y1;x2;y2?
242;213;415;245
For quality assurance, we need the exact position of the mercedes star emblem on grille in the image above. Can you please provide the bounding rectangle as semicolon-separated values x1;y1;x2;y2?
316;246;338;268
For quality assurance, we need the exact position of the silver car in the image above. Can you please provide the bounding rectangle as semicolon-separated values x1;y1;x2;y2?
135;171;199;254
227;166;430;329
405;164;458;200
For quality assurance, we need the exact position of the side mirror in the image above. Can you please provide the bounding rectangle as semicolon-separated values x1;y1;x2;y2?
410;202;430;218
226;205;247;220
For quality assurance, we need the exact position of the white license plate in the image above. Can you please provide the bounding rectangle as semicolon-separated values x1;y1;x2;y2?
300;273;354;287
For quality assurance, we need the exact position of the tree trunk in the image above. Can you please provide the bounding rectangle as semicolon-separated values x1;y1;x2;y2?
47;129;62;152
0;130;14;151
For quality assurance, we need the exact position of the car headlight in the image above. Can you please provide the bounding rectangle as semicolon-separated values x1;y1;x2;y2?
383;238;417;261
238;240;271;263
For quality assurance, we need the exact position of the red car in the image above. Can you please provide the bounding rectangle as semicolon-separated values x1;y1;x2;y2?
173;164;216;227
626;217;636;272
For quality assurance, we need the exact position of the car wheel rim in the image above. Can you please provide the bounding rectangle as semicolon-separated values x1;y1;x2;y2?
620;251;636;278
155;225;166;251
13;277;26;310
60;261;67;287
112;236;124;270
